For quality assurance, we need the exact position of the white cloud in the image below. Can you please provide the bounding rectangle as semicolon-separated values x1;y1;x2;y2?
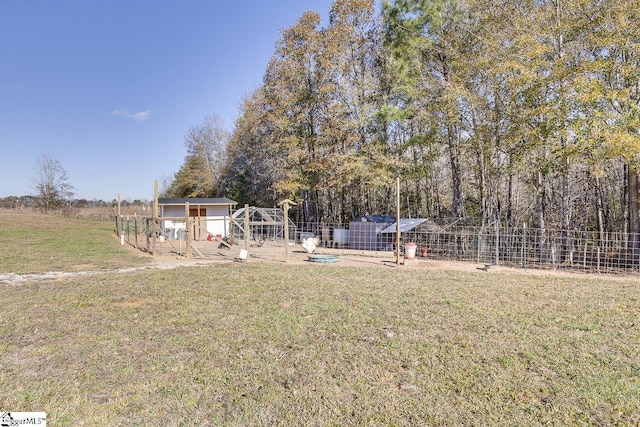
112;109;151;122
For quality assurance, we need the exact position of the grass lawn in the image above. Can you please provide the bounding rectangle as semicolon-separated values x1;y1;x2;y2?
0;212;150;274
1;213;639;425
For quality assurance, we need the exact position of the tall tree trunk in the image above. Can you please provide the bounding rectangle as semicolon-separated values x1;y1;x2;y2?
302;190;311;225
623;163;629;249
594;175;605;242
627;165;639;258
447;126;463;218
537;170;547;261
561;138;572;263
478;146;487;221
506;168;514;225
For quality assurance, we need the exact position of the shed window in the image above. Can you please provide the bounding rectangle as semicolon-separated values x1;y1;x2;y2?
189;208;206;217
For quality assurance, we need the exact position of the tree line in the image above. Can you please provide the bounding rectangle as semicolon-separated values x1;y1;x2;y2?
0;197;147;210
166;0;640;243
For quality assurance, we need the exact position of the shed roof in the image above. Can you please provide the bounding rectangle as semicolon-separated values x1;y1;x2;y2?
380;218;429;233
351;215;396;224
158;197;237;206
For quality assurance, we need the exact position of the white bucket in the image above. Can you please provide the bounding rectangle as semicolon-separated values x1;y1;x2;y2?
404;242;417;259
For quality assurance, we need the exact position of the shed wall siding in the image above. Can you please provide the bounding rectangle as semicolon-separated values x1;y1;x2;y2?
161;205;231;238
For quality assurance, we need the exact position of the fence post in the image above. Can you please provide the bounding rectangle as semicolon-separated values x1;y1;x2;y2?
523;223;527;271
151;218;155;256
153;180;158;256
244;204;250;251
583;231;587;270
278;200;297;263
477;228;481;263
495;220;499;265
396;177;401;266
185;202;192;259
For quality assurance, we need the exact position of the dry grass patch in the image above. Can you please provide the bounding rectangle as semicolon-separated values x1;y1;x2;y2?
0;212;150;273
1;263;639;425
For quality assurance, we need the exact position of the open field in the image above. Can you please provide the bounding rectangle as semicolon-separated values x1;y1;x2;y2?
0;212;150;274
1;213;640;425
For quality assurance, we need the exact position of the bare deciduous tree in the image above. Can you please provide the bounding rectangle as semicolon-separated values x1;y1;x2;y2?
166;115;229;198
31;154;75;212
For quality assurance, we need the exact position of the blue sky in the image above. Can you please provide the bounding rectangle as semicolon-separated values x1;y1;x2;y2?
0;0;334;202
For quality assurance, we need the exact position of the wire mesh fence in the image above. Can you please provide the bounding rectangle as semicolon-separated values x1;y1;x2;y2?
115;215;146;250
115;214;640;274
293;219;640;274
116;215;272;258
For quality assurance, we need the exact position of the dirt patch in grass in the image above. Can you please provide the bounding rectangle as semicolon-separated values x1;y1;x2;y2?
143;240;638;284
112;298;154;308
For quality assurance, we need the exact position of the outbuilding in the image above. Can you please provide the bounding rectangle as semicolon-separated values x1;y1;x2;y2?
348;215;396;251
158;197;237;240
